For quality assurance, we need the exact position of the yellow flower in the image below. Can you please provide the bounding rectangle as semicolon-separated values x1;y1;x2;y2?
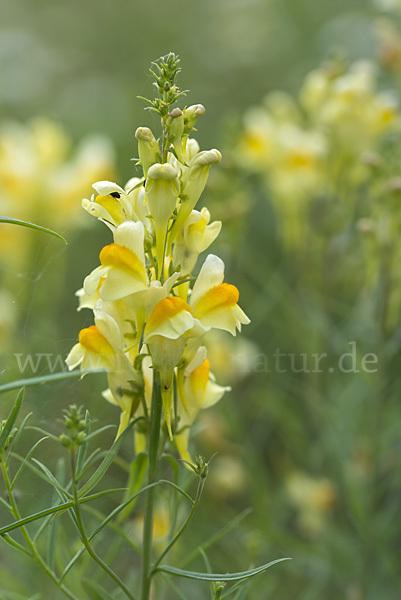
190;254;250;335
173;208;222;279
66;310;119;372
66;309;143;437
175;347;230;463
82;180;137;230
124;273;180;345
84;220;148;301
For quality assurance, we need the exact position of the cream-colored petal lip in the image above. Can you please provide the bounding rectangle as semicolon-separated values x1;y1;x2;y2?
84;265;109;296
93;180;125;196
65;343;85;370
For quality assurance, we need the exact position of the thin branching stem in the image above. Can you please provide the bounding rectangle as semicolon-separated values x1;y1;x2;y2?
153;475;205;570
69;452;137;600
0;457;80;600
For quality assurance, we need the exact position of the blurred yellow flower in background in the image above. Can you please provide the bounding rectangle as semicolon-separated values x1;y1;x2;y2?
237;58;400;248
285;471;337;538
0;117;115;271
0;117;115;354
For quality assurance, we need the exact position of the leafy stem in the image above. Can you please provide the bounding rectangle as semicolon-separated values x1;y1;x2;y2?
0;455;79;600
69;450;137;600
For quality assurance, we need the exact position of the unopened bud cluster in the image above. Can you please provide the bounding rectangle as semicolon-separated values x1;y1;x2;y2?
59;405;86;449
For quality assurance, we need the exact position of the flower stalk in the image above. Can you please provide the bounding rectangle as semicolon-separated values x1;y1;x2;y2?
141;369;163;600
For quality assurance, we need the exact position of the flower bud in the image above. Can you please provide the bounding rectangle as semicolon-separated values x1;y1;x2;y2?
167;108;185;163
145;163;180;273
59;434;71;448
169;149;221;246
183;104;206;134
135;127;160;176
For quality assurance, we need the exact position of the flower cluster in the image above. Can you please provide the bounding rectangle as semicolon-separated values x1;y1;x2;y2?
0;117;115;353
66;55;249;461
0;117;115;269
238;59;400;245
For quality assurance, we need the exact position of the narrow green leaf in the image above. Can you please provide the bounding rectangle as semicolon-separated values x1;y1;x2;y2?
60;478;197;583
158;479;194;505
46;458;65;569
0;369;104;394
6;411;33;464
0;488;124;537
33;486;125;542
228;580;251;600
59;482;161;582
0;388;24;451
153;558;291;581
0;216;67;243
78;416;144;497
1;533;30;556
84;424;116;443
11;436;49;489
77;447;102;481
199;548;214;600
25;426;60;442
0;495;12;512
180;508;252;567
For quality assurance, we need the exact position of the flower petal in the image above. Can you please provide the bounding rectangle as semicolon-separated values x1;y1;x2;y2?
65;343;85;370
84;265;109;296
113;221;146;267
93;310;124;352
190;254;225;309
93;180;125;196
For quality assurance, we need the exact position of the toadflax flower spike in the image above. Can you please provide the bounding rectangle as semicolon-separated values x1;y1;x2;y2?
66;53;249;462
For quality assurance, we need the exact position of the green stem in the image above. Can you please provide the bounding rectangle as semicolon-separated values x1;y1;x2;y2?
161;120;168;163
141;369;163;600
0;457;79;600
153;475;205;570
69;452;137;600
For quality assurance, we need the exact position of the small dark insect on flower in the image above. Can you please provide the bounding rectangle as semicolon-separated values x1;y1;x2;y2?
110;192;121;198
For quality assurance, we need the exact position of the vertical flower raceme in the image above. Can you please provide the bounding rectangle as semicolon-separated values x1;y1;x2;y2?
66;53;249;460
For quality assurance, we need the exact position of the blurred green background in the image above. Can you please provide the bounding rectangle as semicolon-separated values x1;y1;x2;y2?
1;0;401;599
0;0;375;164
